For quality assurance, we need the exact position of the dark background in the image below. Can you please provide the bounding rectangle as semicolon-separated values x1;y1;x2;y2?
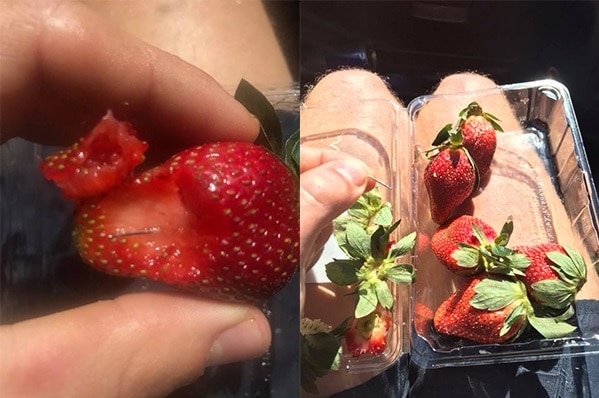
300;1;599;177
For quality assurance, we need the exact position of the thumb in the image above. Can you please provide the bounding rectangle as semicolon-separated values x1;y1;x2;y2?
300;157;372;266
0;292;271;398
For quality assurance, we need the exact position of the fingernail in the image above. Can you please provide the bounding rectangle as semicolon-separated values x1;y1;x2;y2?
206;319;269;366
335;159;368;187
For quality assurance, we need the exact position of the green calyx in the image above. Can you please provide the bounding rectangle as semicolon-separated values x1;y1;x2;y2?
471;276;531;338
326;188;416;318
529;245;588;309
452;218;531;276
458;101;504;133
300;317;348;395
471;276;577;341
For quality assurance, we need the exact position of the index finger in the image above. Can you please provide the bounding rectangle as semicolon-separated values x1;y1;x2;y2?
1;1;259;154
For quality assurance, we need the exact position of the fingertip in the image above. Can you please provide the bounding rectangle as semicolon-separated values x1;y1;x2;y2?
333;158;370;188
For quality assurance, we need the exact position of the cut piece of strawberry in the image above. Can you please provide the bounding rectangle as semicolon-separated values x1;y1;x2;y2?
40;111;148;200
345;304;392;357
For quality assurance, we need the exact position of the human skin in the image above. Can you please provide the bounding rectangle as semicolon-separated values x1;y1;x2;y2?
300;69;599;397
0;1;290;396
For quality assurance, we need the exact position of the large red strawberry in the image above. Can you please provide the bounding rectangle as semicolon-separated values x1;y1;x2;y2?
41;113;299;302
433;274;578;344
457;102;502;178
40;111;148;200
431;215;530;276
423;146;477;224
345;304;392;357
433;275;531;344
514;244;587;310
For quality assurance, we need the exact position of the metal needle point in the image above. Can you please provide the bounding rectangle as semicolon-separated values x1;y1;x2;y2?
368;175;392;190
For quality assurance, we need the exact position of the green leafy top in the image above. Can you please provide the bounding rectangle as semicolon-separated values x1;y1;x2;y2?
452;219;531;276
326;188;416;318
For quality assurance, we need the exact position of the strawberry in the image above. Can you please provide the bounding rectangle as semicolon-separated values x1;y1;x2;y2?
430;102;503;179
40;111;148;200
413;301;434;336
457;102;502;178
433;274;578;344
433;275;531;344
514;244;587;310
345;304;392;356
42;114;299;302
431;215;530;276
423;146;477;224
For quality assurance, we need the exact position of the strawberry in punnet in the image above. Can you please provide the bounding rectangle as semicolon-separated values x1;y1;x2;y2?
456;102;503;178
431;215;530;276
423;141;477;224
514;244;587;310
433;274;576;344
433;275;531;344
40;111;148;200
41;113;299;302
345;304;392;357
431;102;503;179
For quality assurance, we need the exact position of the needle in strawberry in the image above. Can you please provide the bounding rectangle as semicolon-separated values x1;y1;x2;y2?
40;112;299;302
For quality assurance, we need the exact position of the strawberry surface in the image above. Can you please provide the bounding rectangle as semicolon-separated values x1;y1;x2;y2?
460;114;497;178
73;142;299;302
424;148;476;224
40;111;148;200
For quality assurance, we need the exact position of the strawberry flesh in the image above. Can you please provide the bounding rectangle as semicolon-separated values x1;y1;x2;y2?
40;111;148;200
345;305;392;357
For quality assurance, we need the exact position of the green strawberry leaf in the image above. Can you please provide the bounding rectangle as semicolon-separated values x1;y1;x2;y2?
284;128;299;177
300;331;343;394
325;259;363;286
389;231;416;259
431;123;453;146
384;263;415;284
346;222;371;259
371;220;401;261
527;314;577;339
531;279;576;309
235;79;282;155
500;302;528;337
453;245;482;269
494;218;514;246
355;283;378;318
374;279;394;310
547;246;587;288
471;277;524;311
373;202;393;226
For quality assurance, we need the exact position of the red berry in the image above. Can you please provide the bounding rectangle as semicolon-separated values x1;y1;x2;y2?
424;148;476;224
44;113;299;302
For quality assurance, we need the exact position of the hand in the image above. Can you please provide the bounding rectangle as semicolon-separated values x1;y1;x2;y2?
0;2;271;397
300;146;374;272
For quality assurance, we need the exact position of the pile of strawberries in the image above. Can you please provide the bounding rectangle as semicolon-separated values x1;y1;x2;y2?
422;103;587;344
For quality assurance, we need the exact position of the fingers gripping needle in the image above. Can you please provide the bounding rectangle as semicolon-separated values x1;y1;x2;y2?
368;175;392;190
